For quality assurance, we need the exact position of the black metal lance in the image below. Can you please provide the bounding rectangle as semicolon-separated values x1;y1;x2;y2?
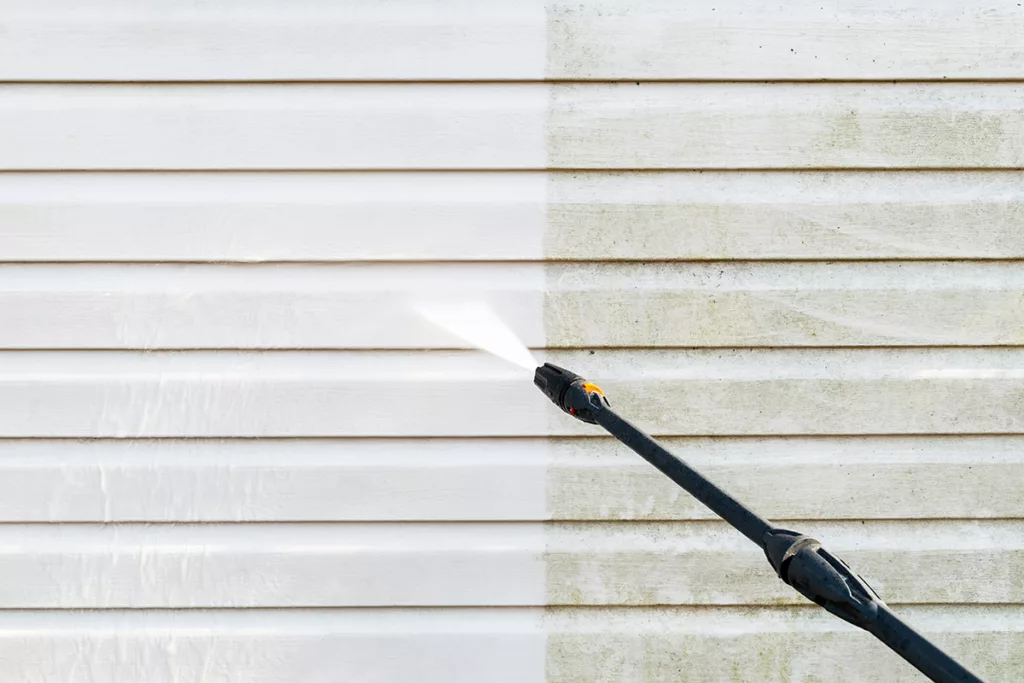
534;362;984;683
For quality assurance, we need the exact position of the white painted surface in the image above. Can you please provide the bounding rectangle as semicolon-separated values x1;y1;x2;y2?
5;261;1024;348
2;0;1023;80
0;436;1018;522
0;263;546;349
0;609;548;683
0;520;1015;608
0;607;1011;683
0;350;540;437
0;0;549;81
0;172;549;262
2;349;1024;437
0;84;549;170
3;171;1023;262
0;523;547;608
4;83;1024;169
0;438;552;522
2;3;1021;681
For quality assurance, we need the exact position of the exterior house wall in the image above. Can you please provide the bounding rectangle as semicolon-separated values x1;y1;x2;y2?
0;1;1022;680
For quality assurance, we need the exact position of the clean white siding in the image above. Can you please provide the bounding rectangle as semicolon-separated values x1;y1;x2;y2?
0;2;1021;682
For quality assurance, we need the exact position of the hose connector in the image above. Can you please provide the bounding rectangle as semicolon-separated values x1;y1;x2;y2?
762;529;883;631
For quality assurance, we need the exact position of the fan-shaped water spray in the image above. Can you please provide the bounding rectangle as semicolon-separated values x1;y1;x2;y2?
415;301;537;372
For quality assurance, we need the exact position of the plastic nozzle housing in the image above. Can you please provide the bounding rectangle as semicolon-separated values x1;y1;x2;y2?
533;363;609;424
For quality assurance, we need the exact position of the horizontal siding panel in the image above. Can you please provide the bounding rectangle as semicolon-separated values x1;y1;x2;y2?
547;605;1018;683
548;261;1024;347
0;436;1018;522
2;1;1023;81
0;172;549;262
0;520;1016;607
6;261;1024;348
548;0;1024;81
0;608;547;683
550;83;1024;169
3;84;1024;169
0;607;1012;682
0;263;546;349
0;0;548;81
0;523;545;608
0;438;551;523
547;170;1024;261
0;84;548;170
3;171;1024;262
1;349;1023;437
549;519;1022;606
551;436;1024;522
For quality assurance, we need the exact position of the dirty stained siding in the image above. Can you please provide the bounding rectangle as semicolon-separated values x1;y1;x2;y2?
0;1;1023;681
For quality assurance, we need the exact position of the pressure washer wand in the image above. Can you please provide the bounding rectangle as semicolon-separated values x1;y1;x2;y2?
534;362;984;683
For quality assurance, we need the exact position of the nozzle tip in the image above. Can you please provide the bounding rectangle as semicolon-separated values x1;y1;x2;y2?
533;363;608;424
533;363;581;406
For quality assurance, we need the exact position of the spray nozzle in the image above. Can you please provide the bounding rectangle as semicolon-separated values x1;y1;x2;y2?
534;363;610;424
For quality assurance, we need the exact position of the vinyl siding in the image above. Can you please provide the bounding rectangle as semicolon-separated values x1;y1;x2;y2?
1;2;1022;682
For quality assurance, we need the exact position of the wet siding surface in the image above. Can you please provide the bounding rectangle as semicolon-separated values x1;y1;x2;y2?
1;1;1023;681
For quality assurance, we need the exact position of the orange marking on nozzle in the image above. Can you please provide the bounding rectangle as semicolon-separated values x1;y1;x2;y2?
582;382;605;396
